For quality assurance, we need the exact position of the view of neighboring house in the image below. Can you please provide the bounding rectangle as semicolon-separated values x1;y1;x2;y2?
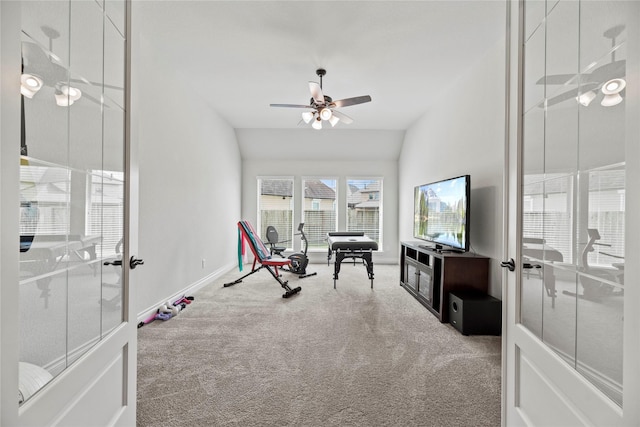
259;179;336;247
346;180;381;243
259;179;335;211
347;180;381;210
259;178;382;247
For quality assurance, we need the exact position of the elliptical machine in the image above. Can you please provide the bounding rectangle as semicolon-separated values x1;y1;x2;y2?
266;223;317;278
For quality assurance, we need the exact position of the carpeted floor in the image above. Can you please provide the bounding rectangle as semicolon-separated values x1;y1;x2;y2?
137;262;501;426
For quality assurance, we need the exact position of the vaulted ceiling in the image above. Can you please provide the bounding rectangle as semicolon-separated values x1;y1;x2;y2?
134;1;507;132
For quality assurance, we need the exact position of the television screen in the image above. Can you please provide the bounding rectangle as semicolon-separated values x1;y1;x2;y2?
413;175;470;251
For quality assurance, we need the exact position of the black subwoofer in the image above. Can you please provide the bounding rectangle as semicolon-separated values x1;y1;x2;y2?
449;291;502;335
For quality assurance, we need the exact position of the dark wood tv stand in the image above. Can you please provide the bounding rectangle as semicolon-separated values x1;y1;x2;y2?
400;241;489;322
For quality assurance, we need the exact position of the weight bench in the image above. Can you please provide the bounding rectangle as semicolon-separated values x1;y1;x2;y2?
223;221;302;298
326;232;378;289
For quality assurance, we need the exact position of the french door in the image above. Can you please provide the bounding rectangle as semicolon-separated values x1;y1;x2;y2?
1;1;138;425
503;0;639;425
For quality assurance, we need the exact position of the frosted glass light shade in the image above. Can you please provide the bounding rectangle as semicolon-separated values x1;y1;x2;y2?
60;85;82;101
577;90;596;106
312;118;322;130
601;78;625;95
320;108;332;120
55;91;73;106
20;74;43;98
601;93;622;107
301;111;314;123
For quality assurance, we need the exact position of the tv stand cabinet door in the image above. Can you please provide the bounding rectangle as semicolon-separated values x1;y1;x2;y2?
438;256;489;322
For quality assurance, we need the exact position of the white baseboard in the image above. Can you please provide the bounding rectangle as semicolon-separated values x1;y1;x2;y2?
136;262;237;323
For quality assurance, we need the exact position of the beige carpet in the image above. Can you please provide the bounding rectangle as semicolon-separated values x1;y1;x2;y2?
137;262;501;426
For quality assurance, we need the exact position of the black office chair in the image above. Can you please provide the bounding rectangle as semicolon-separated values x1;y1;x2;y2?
265;225;287;258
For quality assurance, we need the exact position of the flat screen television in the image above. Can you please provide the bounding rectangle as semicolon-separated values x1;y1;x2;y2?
413;175;470;252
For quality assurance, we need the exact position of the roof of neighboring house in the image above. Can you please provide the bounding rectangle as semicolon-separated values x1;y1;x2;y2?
357;181;381;193
304;179;335;199
261;179;335;199
261;179;293;197
347;181;381;205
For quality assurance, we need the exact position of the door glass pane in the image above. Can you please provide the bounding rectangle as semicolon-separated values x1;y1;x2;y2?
18;0;126;405
520;0;627;407
302;178;337;250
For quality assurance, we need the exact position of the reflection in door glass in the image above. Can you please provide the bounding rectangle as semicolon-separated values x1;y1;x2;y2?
18;0;126;405
520;0;627;407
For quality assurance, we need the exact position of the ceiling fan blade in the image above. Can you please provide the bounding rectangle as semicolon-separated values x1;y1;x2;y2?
270;103;314;109
331;95;372;108
82;92;103;106
331;110;353;125
309;82;324;104
69;78;124;91
536;74;578;85
588;59;626;83
545;82;599;107
545;87;581;107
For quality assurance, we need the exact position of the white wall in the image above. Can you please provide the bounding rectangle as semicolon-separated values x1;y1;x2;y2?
399;38;506;298
238;129;402;264
132;35;242;316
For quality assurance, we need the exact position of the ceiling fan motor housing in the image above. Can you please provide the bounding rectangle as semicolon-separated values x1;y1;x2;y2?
310;95;333;107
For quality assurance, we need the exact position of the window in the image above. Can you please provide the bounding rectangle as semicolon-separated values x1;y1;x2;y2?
257;178;294;249
302;178;337;250
346;178;382;245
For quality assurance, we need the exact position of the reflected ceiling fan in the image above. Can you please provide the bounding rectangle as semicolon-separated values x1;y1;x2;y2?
21;26;122;107
540;25;626;108
270;68;371;129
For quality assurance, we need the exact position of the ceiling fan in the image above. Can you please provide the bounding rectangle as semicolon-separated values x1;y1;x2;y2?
540;25;626;108
270;68;372;129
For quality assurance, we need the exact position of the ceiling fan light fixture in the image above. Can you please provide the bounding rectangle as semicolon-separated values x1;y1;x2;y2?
301;111;314;124
55;91;73;106
60;84;82;101
601;93;623;107
319;108;332;121
20;73;43;98
601;78;626;95
577;90;596;107
329;115;340;127
312;117;322;130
